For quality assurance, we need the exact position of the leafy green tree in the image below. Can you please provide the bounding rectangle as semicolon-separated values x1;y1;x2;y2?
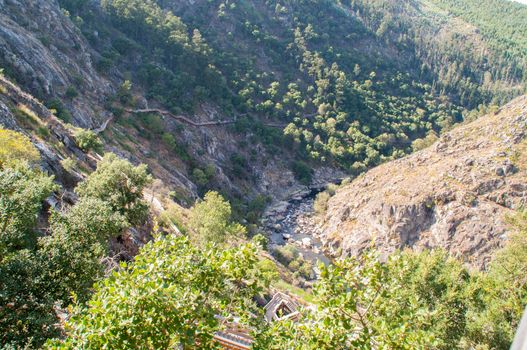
0;134;149;348
188;191;246;245
256;250;477;349
0;143;57;348
117;80;132;104
39;198;127;303
464;211;527;349
46;235;267;349
0;249;58;348
0;164;56;252
291;160;313;186
75;153;152;225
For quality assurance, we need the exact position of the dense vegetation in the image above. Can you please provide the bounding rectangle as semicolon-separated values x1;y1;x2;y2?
1;127;526;349
43;212;527;349
256;231;527;349
0;129;151;348
47;236;266;349
427;0;527;63
54;0;526;173
46;212;527;349
2;0;527;348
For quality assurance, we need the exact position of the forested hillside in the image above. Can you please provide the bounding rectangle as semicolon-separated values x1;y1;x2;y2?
5;0;526;173
428;0;527;62
1;0;527;348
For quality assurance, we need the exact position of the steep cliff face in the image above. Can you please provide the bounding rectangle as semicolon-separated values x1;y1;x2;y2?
0;0;112;128
321;96;527;268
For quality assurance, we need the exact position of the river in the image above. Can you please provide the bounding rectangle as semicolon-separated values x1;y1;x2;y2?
262;187;331;266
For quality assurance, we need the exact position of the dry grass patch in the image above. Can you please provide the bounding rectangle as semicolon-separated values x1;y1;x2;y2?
17;104;42;124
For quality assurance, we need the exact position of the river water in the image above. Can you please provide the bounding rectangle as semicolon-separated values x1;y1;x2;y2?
262;188;331;266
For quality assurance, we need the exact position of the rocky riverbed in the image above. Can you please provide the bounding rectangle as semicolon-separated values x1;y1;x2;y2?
262;189;331;266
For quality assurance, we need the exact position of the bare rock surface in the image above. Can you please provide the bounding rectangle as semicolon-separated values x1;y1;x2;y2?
321;96;527;268
0;0;112;128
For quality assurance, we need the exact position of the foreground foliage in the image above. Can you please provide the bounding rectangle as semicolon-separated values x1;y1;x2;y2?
188;191;246;246
0;129;151;348
47;214;527;349
47;236;267;349
255;223;527;349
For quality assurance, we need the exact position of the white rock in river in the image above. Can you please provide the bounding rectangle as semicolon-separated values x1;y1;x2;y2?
283;233;292;240
301;237;312;248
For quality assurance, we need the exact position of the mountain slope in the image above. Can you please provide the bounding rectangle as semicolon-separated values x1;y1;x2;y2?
319;95;527;268
0;0;526;217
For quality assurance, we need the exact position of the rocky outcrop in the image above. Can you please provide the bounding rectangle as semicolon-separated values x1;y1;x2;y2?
0;0;112;128
321;96;527;268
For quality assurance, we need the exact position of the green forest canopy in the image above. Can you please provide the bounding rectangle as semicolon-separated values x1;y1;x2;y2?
53;0;527;172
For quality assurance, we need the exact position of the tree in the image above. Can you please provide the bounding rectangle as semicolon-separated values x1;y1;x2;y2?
188;191;246;245
255;250;483;349
0;142;57;348
75;153;152;225
291;161;313;186
464;211;527;349
46;235;267;349
0;249;59;348
39;198;127;303
0;133;149;349
0;164;56;252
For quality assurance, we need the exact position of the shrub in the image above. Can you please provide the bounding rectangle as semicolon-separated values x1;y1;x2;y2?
273;244;299;266
188;191;246;245
60;157;76;173
314;191;331;215
258;258;280;282
74;128;103;153
65;86;79;99
192;168;208;186
46;98;72;122
252;233;269;250
412;131;439;152
0;128;40;167
39;197;127;302
230;153;248;178
326;183;339;196
17;104;41;125
75;153;152;225
292;160;313;185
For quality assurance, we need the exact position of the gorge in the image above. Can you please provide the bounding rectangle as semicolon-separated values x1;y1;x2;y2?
1;0;527;348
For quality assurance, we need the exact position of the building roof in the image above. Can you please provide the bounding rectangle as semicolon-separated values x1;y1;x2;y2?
213;292;301;349
264;292;300;323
